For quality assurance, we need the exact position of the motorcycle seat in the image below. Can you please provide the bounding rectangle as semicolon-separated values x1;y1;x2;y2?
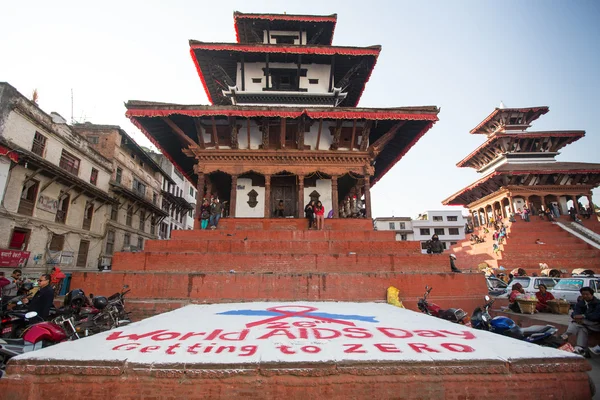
0;338;24;346
521;325;554;336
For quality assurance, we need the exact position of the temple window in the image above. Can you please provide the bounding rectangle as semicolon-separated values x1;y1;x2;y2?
247;189;258;208
309;190;321;203
272;35;298;44
264;68;307;91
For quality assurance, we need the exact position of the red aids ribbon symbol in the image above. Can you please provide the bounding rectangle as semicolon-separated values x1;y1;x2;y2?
246;305;356;328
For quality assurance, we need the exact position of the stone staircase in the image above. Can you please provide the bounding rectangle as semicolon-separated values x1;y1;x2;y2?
499;216;600;275
71;218;488;319
451;215;600;276
450;225;498;270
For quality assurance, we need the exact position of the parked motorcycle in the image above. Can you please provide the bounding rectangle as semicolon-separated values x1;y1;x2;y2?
471;295;566;348
0;286;132;372
417;286;471;326
103;284;131;327
0;311;80;371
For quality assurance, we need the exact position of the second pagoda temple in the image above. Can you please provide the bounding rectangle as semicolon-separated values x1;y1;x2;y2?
125;12;439;223
443;105;600;225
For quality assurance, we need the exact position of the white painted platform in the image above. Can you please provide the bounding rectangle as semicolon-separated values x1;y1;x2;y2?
16;302;579;364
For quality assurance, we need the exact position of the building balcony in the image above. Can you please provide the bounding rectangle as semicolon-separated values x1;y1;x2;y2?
110;181;168;217
161;190;194;213
9;142;116;211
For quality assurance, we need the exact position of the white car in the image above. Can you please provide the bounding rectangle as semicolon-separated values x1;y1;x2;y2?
550;276;600;304
497;276;560;298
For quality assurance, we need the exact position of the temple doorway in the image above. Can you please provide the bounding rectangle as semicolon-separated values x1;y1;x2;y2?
207;171;232;216
271;174;297;217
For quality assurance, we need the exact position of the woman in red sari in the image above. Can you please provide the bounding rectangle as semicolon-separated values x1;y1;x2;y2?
535;283;555;312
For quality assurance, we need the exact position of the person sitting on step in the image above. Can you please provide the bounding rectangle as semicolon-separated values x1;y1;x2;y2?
561;287;600;356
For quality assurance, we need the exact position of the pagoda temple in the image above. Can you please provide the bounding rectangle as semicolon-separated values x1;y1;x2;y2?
125;12;439;223
443;105;600;225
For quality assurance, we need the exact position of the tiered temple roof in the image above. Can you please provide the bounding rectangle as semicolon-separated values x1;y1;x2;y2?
126;11;440;193
443;105;600;206
125;102;439;186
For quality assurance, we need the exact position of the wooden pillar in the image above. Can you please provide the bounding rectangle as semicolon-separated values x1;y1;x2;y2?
297;175;304;218
573;195;581;214
194;173;205;230
587;193;594;211
508;196;515;213
264;174;271;218
541;195;546;211
206;179;213;199
229;175;238;218
331;175;339;218
364;176;372;219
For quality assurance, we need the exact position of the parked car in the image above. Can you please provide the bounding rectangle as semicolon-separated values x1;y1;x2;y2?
550;275;600;304
486;277;508;297
497;277;560;298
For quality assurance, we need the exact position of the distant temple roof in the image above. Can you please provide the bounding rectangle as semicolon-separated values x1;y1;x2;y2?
443;161;600;206
456;131;585;169
470;106;549;134
233;12;337;45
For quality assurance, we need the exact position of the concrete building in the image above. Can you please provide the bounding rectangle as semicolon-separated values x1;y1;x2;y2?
412;210;467;253
149;152;195;239
72;123;172;268
372;217;413;241
375;210;466;253
0;83;115;272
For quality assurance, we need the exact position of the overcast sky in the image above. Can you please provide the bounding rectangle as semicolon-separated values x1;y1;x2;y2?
2;0;599;218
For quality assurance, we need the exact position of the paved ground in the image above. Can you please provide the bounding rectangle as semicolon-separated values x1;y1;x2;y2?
589;357;600;399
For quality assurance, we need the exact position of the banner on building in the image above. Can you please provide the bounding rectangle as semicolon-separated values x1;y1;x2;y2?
37;195;58;214
0;249;30;268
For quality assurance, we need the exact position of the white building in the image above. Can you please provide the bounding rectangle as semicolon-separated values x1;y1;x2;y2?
372;217;413;241
0;83;115;272
374;210;467;253
150;153;196;238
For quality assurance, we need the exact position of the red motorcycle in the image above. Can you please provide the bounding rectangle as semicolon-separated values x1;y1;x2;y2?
417;286;471;326
0;312;77;370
